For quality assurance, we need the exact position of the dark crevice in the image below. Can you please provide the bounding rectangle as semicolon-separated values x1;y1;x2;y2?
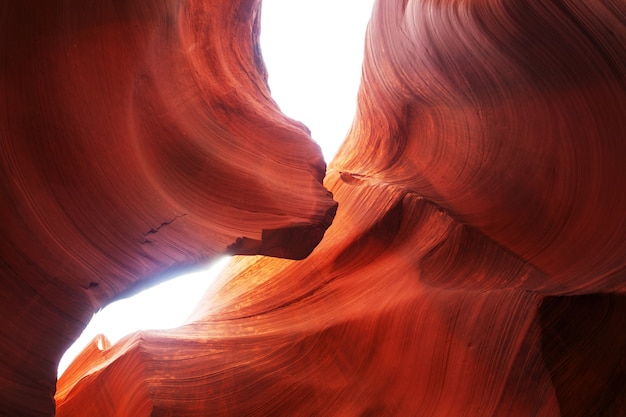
539;294;626;417
143;214;187;236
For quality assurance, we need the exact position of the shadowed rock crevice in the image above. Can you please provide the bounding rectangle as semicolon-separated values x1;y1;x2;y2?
539;294;626;417
227;200;338;260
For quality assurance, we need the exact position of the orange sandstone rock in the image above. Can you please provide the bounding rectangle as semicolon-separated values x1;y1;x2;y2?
0;0;335;414
333;0;626;293
4;0;626;415
56;173;563;416
57;1;626;415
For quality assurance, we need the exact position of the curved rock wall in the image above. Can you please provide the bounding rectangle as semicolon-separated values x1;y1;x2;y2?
0;0;335;415
56;173;562;415
333;0;626;294
2;0;626;415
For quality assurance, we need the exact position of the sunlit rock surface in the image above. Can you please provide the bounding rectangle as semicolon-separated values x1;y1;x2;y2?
0;0;336;415
4;0;626;415
57;0;626;415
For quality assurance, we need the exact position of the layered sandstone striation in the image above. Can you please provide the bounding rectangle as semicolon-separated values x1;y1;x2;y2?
0;0;335;415
2;0;626;415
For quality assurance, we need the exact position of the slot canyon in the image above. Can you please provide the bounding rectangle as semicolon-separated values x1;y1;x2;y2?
1;0;625;415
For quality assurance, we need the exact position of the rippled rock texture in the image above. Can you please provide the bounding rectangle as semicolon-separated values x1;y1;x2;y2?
4;0;626;415
0;0;336;414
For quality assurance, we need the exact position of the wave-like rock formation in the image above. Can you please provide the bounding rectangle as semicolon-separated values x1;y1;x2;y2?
0;0;336;415
3;0;626;415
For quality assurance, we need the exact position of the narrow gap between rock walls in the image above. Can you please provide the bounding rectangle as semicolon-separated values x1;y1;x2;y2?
57;257;230;376
57;0;375;378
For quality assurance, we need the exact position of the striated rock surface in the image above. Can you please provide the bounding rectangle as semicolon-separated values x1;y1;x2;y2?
0;0;336;415
56;173;563;416
56;0;626;415
334;0;626;295
55;177;626;416
4;0;626;415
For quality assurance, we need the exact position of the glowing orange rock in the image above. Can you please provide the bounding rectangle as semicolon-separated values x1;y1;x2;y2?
56;0;626;415
334;0;626;293
4;0;626;415
54;173;562;415
0;0;335;414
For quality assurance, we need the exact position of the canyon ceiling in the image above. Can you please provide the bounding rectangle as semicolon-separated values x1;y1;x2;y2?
1;0;625;416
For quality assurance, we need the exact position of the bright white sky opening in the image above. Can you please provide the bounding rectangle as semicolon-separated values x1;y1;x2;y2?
58;0;376;377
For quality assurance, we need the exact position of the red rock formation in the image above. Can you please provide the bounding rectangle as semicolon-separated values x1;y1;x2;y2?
5;0;626;415
334;0;626;295
0;0;335;415
56;173;564;416
55;0;626;415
